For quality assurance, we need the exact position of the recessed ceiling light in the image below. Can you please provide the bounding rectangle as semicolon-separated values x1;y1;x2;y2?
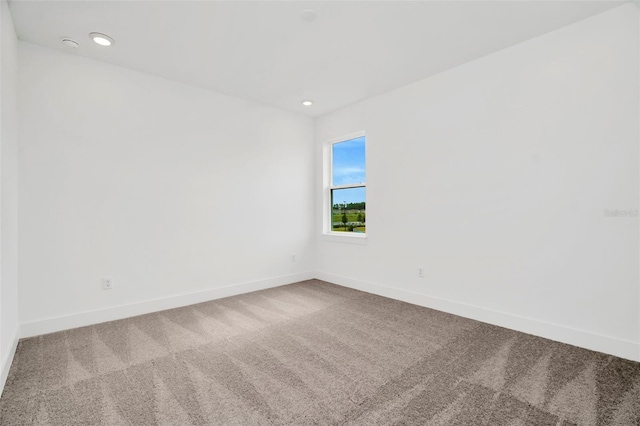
302;100;313;106
301;9;317;22
61;38;79;49
89;32;114;47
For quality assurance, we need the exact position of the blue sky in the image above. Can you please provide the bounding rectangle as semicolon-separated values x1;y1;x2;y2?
332;136;366;205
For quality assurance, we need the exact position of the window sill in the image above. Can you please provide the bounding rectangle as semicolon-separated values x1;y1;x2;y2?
321;233;368;245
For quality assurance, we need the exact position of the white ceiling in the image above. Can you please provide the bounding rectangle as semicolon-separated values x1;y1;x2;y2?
9;0;626;117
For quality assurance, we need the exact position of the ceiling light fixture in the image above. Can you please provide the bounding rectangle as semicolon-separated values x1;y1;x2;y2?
61;38;79;49
89;32;114;46
302;100;313;106
301;9;317;22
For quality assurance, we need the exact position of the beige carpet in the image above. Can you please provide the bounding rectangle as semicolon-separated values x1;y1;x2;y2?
1;279;639;425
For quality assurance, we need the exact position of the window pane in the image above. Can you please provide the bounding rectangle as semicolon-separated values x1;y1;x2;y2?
331;187;366;233
332;136;365;186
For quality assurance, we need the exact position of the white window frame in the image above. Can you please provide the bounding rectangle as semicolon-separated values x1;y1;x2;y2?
323;131;367;243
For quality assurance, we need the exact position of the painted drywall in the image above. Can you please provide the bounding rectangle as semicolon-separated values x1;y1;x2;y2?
315;5;640;360
18;42;315;329
0;0;20;389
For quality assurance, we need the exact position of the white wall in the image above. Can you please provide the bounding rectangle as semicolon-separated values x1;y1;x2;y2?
0;0;20;389
12;3;640;362
18;42;315;334
315;5;640;361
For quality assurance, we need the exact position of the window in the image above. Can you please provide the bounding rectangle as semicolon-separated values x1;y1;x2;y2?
327;135;366;235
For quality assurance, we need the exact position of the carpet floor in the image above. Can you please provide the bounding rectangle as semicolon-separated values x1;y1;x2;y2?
1;280;639;425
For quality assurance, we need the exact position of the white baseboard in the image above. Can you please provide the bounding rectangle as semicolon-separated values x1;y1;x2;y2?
0;326;20;396
315;271;640;362
17;270;640;362
20;272;314;338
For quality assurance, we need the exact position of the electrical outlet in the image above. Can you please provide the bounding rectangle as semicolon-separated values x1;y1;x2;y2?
102;277;113;290
417;268;424;278
291;254;297;263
